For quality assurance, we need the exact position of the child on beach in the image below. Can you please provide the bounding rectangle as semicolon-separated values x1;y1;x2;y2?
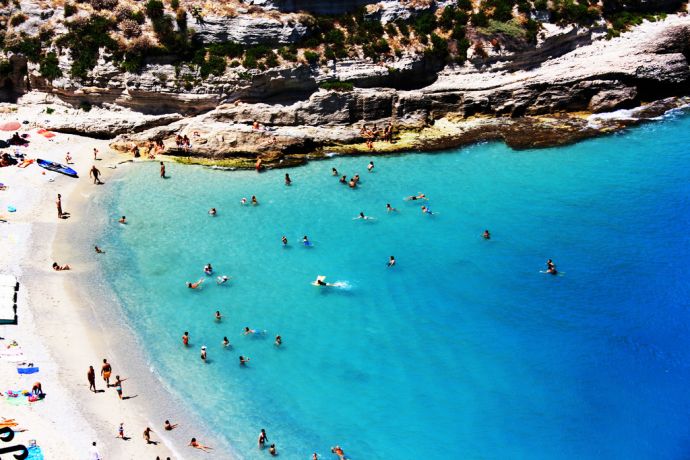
113;375;127;400
118;423;124;439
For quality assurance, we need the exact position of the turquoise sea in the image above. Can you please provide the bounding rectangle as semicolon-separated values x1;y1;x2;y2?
99;111;690;459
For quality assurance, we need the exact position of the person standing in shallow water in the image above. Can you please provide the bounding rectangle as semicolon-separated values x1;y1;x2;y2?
258;429;268;449
483;230;491;240
182;331;189;346
160;162;166;178
285;173;291;185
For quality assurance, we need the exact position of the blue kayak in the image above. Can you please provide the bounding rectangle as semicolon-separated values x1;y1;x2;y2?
36;158;78;178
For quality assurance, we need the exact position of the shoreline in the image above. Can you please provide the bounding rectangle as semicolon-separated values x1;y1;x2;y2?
0;132;231;458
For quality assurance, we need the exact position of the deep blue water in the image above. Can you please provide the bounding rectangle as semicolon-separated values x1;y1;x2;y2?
100;111;690;459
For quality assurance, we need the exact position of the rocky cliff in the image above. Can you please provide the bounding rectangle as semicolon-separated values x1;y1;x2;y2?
1;0;690;166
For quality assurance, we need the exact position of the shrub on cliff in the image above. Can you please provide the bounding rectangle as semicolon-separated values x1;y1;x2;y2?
456;37;470;62
176;8;187;30
90;0;119;11
0;60;12;78
426;32;449;61
145;0;165;19
550;0;599;25
114;4;133;21
471;10;489;27
304;50;320;65
278;46;298;61
57;14;117;79
120;18;142;38
413;11;436;36
200;54;226;78
209;42;244;58
484;0;515;22
64;2;78;17
10;13;27;27
6;34;41;62
170;0;179;9
39;51;62;80
319;80;353;91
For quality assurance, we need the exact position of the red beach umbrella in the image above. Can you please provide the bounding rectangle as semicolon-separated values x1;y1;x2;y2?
0;121;21;131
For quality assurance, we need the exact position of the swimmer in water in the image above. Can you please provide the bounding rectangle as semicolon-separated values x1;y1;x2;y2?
189;437;213;452
251;195;258;205
186;279;204;289
95;246;105;253
215;311;222;322
303;235;311;246
353;174;360;183
421;206;433;215
285;173;291;185
354;211;374;220
386;203;397;213
546;259;558;275
200;346;207;362
216;275;230;285
275;335;282;347
348;179;356;188
483;230;491;240
332;167;338;176
118;216;127;224
239;355;250;365
244;327;256;335
241;197;248;205
340;175;347;184
223;336;230;347
405;193;427;201
281;236;288;246
209;208;217;216
331;446;346;460
204;264;213;275
387;256;396;267
368;161;374;172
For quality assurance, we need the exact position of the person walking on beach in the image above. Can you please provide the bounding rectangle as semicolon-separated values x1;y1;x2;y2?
93;148;99;160
89;165;103;184
87;365;97;392
118;422;125;439
101;359;112;387
89;441;102;460
113;375;127;400
258;429;268;449
160;162;166;178
56;194;63;219
143;427;154;444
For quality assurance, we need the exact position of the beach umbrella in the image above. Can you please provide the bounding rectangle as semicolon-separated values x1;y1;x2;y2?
0;121;20;131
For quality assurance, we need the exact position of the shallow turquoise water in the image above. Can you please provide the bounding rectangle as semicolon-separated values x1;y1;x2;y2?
101;112;690;459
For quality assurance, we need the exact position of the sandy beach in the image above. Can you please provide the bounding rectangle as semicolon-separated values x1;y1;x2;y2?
0;124;228;459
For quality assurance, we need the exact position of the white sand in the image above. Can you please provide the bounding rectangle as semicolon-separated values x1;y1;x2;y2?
0;125;228;459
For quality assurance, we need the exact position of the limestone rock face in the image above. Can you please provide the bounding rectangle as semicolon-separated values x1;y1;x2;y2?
588;86;638;113
190;14;309;45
